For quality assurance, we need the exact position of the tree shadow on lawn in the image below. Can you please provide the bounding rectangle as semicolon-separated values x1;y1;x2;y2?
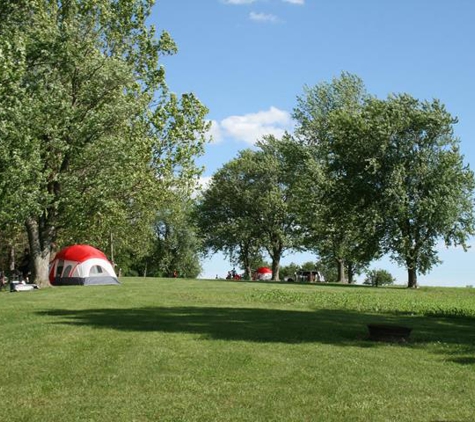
38;306;475;362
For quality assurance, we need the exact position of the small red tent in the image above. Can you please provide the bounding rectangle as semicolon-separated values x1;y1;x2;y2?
256;267;272;280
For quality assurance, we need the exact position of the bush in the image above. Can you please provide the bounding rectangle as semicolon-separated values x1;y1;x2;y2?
363;269;395;287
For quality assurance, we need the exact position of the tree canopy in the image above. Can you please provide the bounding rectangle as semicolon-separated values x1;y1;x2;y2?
363;269;395;287
195;73;474;287
195;136;301;280
292;72;380;283
289;73;475;287
329;94;475;287
0;0;209;286
136;196;202;278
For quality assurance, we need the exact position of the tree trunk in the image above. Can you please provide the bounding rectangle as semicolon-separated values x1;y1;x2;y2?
271;260;280;281
242;248;252;280
271;246;282;281
245;264;252;280
347;262;355;284
25;218;52;288
337;258;347;283
8;245;15;277
407;267;418;288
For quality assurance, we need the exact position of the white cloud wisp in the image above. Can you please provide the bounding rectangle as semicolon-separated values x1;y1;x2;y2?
212;106;293;145
249;11;280;23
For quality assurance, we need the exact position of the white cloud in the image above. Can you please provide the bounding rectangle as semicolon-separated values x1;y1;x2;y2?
217;106;293;144
222;0;256;4
249;12;281;23
282;0;305;4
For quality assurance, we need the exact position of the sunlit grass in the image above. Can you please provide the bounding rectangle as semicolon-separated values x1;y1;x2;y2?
1;278;474;421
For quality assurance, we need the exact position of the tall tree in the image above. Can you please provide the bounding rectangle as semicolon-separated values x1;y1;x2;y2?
292;72;381;283
195;150;265;280
252;135;302;280
329;94;475;287
137;197;202;278
196;136;301;281
0;1;209;286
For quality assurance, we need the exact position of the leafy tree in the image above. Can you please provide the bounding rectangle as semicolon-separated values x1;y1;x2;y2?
0;1;208;286
292;72;381;283
363;269;395;287
329;94;475;287
253;135;303;280
280;261;325;282
314;257;339;283
195;136;301;280
278;262;301;281
194;150;264;280
136;198;202;278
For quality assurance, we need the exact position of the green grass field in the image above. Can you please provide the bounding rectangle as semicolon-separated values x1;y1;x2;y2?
1;278;474;421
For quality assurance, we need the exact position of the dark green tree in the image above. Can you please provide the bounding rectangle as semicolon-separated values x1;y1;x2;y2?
142;199;202;278
363;269;395;287
194;150;264;280
278;262;301;281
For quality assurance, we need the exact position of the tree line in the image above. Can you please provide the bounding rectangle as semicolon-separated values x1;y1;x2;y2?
195;73;475;288
0;2;473;289
0;0;207;286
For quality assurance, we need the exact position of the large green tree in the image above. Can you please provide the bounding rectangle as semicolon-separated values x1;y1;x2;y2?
292;72;381;283
196;136;301;280
0;1;208;286
329;94;475;287
136;197;202;278
195;150;266;280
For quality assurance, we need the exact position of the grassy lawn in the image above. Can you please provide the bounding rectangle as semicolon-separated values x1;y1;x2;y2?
1;278;475;421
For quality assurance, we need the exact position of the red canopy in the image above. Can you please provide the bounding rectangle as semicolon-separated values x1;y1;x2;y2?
53;244;108;263
256;267;272;274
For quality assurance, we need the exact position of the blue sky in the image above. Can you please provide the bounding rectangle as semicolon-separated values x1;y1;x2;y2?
150;0;475;286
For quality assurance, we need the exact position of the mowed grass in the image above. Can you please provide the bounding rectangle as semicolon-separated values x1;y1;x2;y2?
1;278;475;422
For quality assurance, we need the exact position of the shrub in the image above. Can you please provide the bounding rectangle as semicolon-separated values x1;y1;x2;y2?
364;269;395;287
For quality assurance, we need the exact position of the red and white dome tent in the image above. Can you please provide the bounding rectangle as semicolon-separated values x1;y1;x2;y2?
255;267;272;281
49;245;120;286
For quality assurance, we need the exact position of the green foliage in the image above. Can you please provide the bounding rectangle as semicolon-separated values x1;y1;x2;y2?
194;149;264;279
329;94;475;287
363;269;395;287
196;136;301;280
279;263;300;280
134;198;202;278
280;261;324;281
0;0;209;285
291;73;475;288
315;257;338;283
292;72;381;283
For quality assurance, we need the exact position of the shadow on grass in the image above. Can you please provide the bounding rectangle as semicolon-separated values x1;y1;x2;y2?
450;357;475;365
38;306;475;359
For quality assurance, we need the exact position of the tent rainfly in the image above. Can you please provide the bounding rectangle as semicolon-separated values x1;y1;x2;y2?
49;245;120;286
